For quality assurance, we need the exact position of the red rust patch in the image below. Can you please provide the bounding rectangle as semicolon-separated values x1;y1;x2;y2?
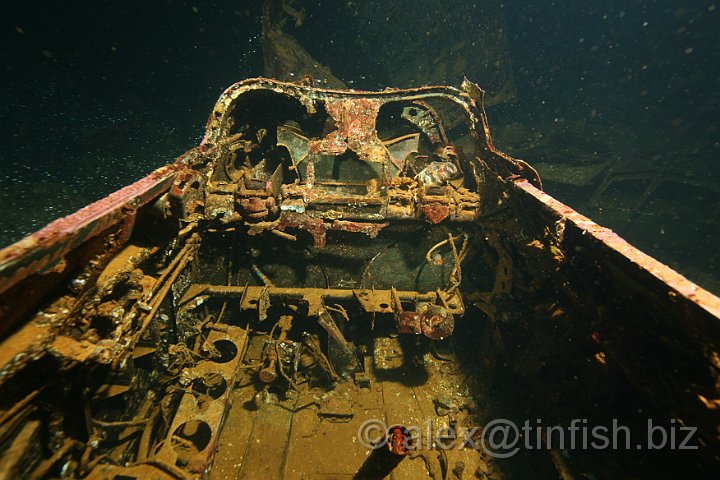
420;203;450;224
277;213;327;248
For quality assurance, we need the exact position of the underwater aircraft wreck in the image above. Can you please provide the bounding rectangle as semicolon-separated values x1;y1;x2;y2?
0;78;718;479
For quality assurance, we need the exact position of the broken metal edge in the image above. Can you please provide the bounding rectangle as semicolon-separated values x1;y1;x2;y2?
0;163;180;296
202;77;542;188
202;77;477;143
512;178;720;321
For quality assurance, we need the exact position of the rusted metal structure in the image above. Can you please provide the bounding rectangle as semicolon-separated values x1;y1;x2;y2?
0;78;718;478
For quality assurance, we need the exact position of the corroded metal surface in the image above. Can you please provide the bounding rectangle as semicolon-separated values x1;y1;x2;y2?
511;177;720;465
0;77;718;479
0;164;179;296
512;178;720;320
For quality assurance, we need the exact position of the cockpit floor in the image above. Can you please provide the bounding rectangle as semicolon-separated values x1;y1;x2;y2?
210;335;490;479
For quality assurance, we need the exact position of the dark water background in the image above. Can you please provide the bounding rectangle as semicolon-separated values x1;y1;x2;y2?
1;0;718;292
